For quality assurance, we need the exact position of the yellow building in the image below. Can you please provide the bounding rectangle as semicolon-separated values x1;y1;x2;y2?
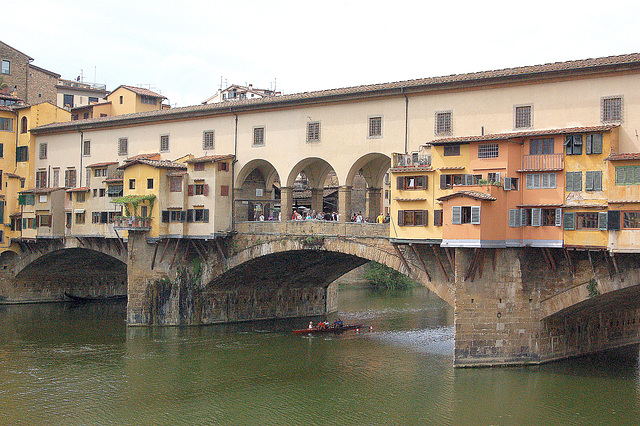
604;152;640;253
71;86;167;120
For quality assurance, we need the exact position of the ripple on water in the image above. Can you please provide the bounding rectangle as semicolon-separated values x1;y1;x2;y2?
369;326;454;357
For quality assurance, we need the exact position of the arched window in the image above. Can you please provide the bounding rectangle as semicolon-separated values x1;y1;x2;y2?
21;116;27;134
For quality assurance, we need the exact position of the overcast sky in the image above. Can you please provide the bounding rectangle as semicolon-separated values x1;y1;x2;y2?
4;0;639;107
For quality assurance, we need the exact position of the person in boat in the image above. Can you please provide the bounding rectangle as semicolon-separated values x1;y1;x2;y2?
308;321;314;329
333;319;344;328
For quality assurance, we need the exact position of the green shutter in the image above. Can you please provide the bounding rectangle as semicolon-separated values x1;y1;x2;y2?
594;171;602;191
563;212;575;230
585;171;594;191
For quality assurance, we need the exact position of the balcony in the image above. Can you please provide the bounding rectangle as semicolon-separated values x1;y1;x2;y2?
113;216;152;231
521;153;563;171
393;153;431;168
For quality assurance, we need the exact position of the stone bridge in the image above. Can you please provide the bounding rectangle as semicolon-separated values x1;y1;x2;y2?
1;222;640;367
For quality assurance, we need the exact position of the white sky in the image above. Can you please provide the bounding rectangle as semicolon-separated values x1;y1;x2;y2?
3;0;639;107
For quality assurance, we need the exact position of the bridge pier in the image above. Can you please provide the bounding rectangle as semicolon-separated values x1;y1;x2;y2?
281;186;293;220
365;187;382;222
338;185;352;221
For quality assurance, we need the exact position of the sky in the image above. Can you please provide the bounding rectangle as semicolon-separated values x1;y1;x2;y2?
3;0;640;107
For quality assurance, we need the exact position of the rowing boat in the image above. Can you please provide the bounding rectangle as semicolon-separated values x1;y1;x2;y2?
292;323;364;334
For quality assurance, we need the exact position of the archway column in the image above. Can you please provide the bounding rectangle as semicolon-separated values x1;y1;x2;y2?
310;188;323;214
280;187;293;221
338;185;352;222
366;187;382;222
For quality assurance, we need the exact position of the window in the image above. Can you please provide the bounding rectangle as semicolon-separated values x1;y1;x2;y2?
218;161;228;172
443;145;460;156
38;215;52;227
576;212;598;229
194;162;205;171
0;118;13;131
530;138;554;155
0;143;3;158
306;122;320;142
118;138;128;156
602;96;623;122
585;171;603;191
83;140;91;156
193;209;210;223
623;211;640;229
397;210;428;226
515;105;532;129
107;184;123;197
160;135;169;152
141;95;158;105
53;169;59;187
203;130;215;149
439;174;464;189
35;170;47;188
147;178;154;189
565;171;582;192
170;177;182;192
503;177;519;191
89;97;98;103
63;94;74;108
478;143;499;159
76;192;86;203
65;169;77;188
83;113;90;119
98;188;104;197
129;179;135;190
66;212;72;228
253;126;265;146
221;185;229;196
119;95;123;104
21;117;27;133
94;168;107;177
565;134;582;155
615;166;640;185
585;134;603;155
452;206;481;225
396;175;428;190
1;60;9;74
188;183;209;196
86;168;91;186
525;173;557;189
92;212;101;224
433;209;443;226
162;210;187;223
369;116;382;137
39;143;47;160
75;212;86;224
487;172;501;185
435;111;452;135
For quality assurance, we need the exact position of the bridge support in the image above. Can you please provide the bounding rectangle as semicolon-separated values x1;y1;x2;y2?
365;187;382;222
310;188;323;214
338;185;352;221
281;186;293;220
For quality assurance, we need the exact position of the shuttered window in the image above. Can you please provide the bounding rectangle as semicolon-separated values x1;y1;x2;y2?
452;206;462;225
585;171;602;191
585;134;603;154
563;212;575;230
566;171;582;192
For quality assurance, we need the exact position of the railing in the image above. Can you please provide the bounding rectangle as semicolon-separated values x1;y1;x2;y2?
393;153;431;168
113;216;152;230
521;153;563;171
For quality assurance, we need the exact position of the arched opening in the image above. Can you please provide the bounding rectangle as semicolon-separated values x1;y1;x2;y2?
345;153;391;222
21;116;28;134
235;160;281;221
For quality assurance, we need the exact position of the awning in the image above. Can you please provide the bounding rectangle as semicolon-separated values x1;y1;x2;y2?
74;209;85;214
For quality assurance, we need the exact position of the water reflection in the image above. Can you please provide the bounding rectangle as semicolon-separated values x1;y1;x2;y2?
0;286;639;425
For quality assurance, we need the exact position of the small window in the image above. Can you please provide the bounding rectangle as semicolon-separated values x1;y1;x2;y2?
253;127;265;147
65;169;77;188
39;143;47;160
514;105;532;129
623;211;640;229
63;94;74;108
129;179;135;190
21;117;27;133
118;138;128;156
83;140;91;156
53;169;59;187
306;122;320;142
615;166;640;185
585;134;603;155
75;212;86;224
1;60;9;74
16;146;28;162
35;170;47;188
203;130;215;150
194;162;205;171
601;96;623;123
565;135;582;155
0;118;13;131
576;212;598;229
119;95;123;104
218;162;228;172
478;143;499;159
76;192;86;203
530;138;554;155
585;171;603;191
221;185;229;196
443;145;460;156
526;173;557;189
170;177;182;192
160;134;169;152
397;210;428;226
147;178;154;189
368;116;382;138
435;111;452;135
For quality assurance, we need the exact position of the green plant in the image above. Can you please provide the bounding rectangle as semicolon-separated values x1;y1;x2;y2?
301;235;324;247
364;262;415;291
587;278;600;298
478;179;488;185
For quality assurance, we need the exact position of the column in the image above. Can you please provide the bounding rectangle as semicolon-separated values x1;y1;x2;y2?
338;185;352;222
366;187;382;222
310;188;323;214
280;186;293;221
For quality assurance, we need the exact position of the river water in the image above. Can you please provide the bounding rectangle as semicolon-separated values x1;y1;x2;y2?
1;284;639;425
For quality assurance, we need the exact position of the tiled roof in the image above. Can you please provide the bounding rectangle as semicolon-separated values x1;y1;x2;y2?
437;190;496;202
185;154;235;163
112;85;166;99
516;203;562;208
562;203;607;209
20;187;64;194
32;53;640;135
124;153;160;162
118;158;187;170
608;199;640;204
604;153;640;161
67;187;90;192
105;178;123;182
428;125;619;146
390;166;433;173
5;173;22;179
86;161;119;168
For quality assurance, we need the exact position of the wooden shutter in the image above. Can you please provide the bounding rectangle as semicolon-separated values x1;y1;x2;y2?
422;210;429;226
434;209;442;226
397;210;405;226
504;177;512;191
585;171;594;191
203;184;209;196
161;211;169;223
187;209;194;222
464;174;473;185
440;174;447;190
203;209;210;223
471;206;481;225
100;212;108;223
555;208;562;227
531;208;541;227
608;211;621;231
452;206;461;225
508;209;516;227
598;212;608;230
593;171;602;191
615;167;624;185
397;176;404;190
563;212;575;230
421;176;428;190
520;209;527;227
188;185;194;196
573;172;582;191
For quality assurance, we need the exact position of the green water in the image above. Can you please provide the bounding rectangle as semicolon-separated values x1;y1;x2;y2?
1;285;639;425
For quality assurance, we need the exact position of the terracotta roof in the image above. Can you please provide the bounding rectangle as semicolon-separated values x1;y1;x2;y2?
111;85;166;99
105;178;123;183
20;187;65;194
124;153;160;162
4;173;23;179
394;198;428;202
562;203;607;209
608;199;640;204
86;161;119;168
605;153;640;161
0;106;12;112
118;158;187;170
438;166;466;170
185;154;235;163
31;53;640;135
67;187;90;192
516;203;562;208
437;190;496;202
167;171;187;177
390;166;433;173
428;125;619;146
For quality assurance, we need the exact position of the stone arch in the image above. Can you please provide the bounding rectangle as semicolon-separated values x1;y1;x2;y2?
345;153;391;221
235;159;281;221
205;237;454;306
286;157;335;188
284;157;338;217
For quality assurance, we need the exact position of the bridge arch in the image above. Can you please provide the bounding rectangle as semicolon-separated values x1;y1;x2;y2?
235;159;281;221
345;152;390;188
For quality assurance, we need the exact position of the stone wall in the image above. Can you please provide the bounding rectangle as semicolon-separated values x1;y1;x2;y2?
27;66;58;105
0;42;29;100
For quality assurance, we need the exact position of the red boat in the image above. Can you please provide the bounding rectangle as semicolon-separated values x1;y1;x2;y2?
293;323;365;335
